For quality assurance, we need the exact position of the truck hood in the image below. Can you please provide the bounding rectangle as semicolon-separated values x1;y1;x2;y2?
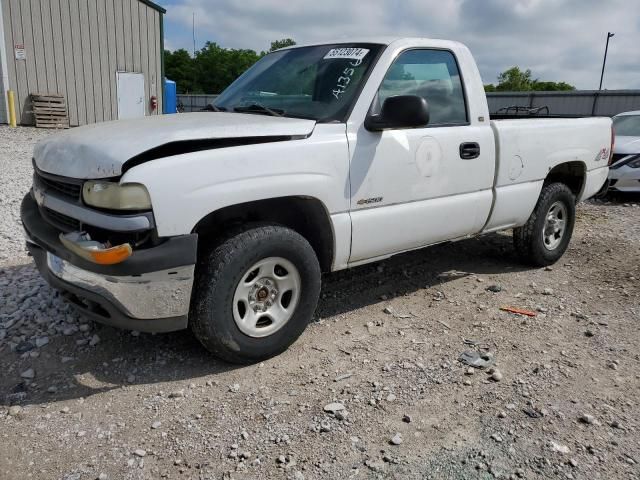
614;135;640;155
33;112;316;179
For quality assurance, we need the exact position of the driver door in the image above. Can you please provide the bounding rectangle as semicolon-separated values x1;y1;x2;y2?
348;48;495;263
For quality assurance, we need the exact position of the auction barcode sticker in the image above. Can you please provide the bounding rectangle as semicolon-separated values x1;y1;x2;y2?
323;48;369;61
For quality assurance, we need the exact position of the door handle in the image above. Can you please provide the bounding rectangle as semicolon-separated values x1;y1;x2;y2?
459;142;480;160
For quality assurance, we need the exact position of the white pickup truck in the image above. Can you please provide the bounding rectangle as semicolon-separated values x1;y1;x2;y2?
22;37;612;363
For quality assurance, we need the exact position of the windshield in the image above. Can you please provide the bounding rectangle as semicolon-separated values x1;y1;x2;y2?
613;114;640;137
214;43;384;122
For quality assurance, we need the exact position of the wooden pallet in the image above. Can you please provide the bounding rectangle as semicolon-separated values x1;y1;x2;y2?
31;93;69;129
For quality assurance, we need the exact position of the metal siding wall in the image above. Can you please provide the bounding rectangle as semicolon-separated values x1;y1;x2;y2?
122;0;133;72
0;0;9;123
1;0;164;125
153;9;162;113
105;0;118;120
146;7;155;116
88;0;104;123
96;0;112;121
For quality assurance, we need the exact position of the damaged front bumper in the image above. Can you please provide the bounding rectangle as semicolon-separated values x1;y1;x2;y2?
21;194;197;332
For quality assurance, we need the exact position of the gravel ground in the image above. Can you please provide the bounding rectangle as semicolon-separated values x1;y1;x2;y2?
1;125;640;480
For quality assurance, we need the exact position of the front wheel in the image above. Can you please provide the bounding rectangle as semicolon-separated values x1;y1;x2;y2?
513;182;576;267
190;225;321;364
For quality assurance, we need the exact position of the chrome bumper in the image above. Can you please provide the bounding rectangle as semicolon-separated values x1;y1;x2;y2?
46;252;194;320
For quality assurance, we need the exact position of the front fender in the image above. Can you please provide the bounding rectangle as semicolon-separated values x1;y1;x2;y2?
121;125;350;237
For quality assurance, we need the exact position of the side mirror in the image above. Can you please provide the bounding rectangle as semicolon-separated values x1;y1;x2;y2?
365;95;430;131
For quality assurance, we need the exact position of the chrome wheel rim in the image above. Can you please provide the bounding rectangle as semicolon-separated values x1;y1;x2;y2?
542;201;568;251
232;257;301;338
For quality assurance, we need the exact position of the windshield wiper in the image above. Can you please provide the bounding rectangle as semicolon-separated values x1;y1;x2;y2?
233;103;285;117
201;104;227;112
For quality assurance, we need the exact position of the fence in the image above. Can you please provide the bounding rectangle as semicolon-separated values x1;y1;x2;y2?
487;90;640;117
177;91;640;116
176;94;219;112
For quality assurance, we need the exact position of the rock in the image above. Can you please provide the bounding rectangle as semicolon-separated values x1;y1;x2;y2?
277;455;287;464
98;474;108;480
168;390;185;398
386;393;396;402
390;433;403;445
229;383;240;393
383;307;394;314
133;449;146;457
89;334;100;346
498;411;506;418
292;471;305;480
579;413;595;425
465;367;475;375
490;370;503;382
459;351;495;369
585;330;595;337
320;420;331;432
486;285;502;293
402;414;412;423
20;368;35;379
35;336;49;348
490;433;503;442
8;405;22;416
569;458;578;467
151;421;161;429
610;420;622;429
126;374;136;383
79;324;90;332
365;458;386;472
550;441;570;454
542;288;554;295
62;326;77;336
15;340;35;353
323;402;345;413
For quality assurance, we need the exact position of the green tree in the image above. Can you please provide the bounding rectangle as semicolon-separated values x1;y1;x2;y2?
164;49;199;93
165;39;299;94
484;66;576;92
496;66;534;91
269;38;296;52
530;81;575;91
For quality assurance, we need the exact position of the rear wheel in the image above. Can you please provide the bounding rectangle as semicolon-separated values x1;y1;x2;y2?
190;225;321;364
513;182;576;266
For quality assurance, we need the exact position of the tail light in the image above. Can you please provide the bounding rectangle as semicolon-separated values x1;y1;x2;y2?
608;125;615;165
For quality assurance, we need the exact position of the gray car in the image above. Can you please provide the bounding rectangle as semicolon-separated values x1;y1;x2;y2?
607;111;640;193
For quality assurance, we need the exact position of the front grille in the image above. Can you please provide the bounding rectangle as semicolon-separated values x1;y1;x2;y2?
34;171;82;201
42;207;81;232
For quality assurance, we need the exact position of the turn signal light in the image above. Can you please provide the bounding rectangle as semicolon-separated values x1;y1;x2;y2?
59;233;132;265
87;244;133;265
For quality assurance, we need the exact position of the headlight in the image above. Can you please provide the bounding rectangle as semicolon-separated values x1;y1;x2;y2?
82;181;152;210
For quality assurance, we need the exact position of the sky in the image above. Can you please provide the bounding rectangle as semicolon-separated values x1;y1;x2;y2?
157;0;640;90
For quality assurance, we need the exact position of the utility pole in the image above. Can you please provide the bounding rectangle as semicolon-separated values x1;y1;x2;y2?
192;12;196;57
598;32;614;90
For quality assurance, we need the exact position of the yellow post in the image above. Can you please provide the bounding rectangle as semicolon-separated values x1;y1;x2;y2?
7;90;17;127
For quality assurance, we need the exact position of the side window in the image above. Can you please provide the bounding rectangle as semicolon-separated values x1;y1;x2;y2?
377;49;467;126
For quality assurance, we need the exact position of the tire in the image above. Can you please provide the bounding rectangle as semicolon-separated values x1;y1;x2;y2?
513;182;576;267
190;225;321;364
